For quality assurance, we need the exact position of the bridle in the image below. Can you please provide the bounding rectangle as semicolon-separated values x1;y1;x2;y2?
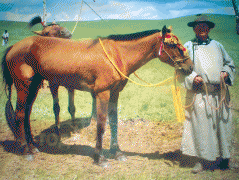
159;41;190;70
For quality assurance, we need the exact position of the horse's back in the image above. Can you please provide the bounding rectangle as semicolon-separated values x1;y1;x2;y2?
6;36;36;62
30;37;117;91
7;36;122;92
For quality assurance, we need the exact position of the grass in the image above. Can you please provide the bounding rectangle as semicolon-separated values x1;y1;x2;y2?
0;14;239;179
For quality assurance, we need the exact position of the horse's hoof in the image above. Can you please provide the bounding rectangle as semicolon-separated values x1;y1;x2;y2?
93;154;110;168
25;154;34;161
99;159;110;168
33;147;40;153
115;151;127;161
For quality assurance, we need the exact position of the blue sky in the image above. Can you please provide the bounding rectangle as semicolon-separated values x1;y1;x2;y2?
0;0;238;22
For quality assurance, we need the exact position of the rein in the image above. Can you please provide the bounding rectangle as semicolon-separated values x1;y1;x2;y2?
184;76;232;110
203;76;232;110
99;38;174;87
99;37;190;123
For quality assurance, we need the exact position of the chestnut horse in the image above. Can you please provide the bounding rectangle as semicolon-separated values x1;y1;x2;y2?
2;26;193;166
29;16;76;126
29;16;72;39
2;16;74;149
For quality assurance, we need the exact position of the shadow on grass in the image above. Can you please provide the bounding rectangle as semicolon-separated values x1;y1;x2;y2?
0;117;197;168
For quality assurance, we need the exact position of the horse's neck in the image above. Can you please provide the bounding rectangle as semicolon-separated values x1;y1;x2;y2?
120;33;161;75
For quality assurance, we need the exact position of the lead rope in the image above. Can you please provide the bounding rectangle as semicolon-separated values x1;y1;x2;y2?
221;77;233;108
171;71;185;122
184;76;233;110
202;76;232;110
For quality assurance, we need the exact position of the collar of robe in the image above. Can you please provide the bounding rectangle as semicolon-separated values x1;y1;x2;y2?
192;37;211;45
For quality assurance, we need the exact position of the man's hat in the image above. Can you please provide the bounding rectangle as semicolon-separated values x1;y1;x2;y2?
187;15;215;29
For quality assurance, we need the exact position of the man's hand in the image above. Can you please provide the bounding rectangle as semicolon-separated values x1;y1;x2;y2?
193;75;203;91
220;71;229;82
194;75;203;85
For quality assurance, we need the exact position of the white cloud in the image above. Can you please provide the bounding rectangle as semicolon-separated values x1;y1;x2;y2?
5;11;37;21
1;0;237;22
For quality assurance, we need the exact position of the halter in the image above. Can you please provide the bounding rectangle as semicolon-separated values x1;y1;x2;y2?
159;41;190;70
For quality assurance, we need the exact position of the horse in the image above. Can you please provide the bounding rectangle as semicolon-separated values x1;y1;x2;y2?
29;16;72;39
2;16;74;148
28;16;77;130
2;25;193;166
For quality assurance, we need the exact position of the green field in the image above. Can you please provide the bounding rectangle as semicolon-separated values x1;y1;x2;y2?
0;14;238;179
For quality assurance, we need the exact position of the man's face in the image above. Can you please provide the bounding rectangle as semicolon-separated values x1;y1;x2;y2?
193;23;210;40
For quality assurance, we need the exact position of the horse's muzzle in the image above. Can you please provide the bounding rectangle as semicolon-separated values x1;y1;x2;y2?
179;65;193;75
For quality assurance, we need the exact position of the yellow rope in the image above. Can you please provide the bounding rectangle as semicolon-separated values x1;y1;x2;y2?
99;38;174;87
171;85;185;123
99;38;185;122
71;0;84;34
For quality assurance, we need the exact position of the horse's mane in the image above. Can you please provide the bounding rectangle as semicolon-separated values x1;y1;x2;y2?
88;29;161;49
106;29;161;41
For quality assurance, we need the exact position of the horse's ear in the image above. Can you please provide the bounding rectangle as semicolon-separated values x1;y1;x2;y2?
162;25;167;36
168;26;172;32
32;31;43;36
162;25;171;37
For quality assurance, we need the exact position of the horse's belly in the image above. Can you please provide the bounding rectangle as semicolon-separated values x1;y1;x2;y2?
44;72;94;92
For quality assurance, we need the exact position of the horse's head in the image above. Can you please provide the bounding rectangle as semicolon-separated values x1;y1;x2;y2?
158;26;193;75
33;24;72;39
29;16;72;39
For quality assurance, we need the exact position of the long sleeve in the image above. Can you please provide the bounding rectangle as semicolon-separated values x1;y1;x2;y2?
216;41;236;86
182;41;198;90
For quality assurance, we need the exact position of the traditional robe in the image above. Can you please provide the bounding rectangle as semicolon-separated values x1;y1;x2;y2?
2;32;9;46
181;38;236;161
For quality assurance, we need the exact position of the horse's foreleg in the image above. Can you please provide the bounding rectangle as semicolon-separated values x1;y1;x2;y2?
49;83;60;126
94;90;110;167
68;89;75;121
108;91;127;161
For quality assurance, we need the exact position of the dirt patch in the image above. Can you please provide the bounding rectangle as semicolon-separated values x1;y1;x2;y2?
0;118;238;179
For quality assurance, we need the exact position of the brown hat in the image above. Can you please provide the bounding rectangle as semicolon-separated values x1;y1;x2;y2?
187;16;215;29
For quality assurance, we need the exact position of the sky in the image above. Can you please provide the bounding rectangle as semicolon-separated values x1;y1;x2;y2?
0;0;238;22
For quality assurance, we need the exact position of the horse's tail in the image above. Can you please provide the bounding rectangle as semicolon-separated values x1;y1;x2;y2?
28;16;43;28
1;46;18;139
2;46;13;96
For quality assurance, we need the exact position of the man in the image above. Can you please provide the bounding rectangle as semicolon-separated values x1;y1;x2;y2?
2;30;9;46
180;15;237;173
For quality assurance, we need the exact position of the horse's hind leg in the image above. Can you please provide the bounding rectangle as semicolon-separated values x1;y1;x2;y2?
24;74;43;155
14;63;35;148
